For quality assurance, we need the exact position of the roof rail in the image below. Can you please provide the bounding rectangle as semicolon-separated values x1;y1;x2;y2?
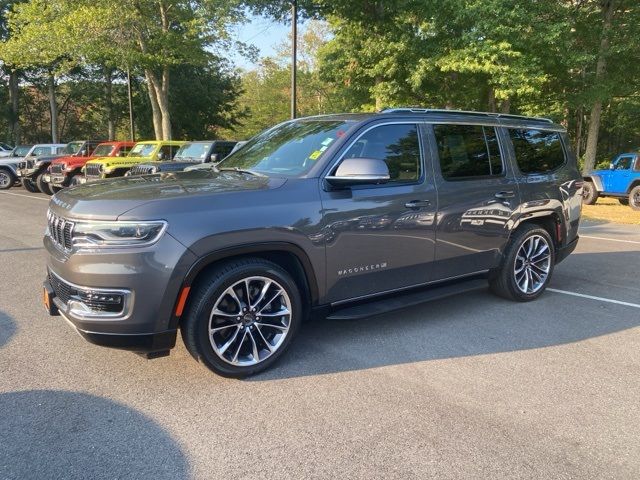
379;107;554;124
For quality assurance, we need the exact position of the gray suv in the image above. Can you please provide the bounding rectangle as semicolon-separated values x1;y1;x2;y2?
43;109;582;377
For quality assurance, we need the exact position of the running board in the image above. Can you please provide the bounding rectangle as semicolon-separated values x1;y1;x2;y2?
326;278;487;320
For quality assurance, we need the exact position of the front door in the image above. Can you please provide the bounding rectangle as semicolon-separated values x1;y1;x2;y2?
607;155;635;193
320;122;437;303
428;123;519;280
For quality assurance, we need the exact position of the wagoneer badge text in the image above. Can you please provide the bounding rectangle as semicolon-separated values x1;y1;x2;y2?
338;262;388;277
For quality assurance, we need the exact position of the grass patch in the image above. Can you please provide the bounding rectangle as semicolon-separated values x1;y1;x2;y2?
582;197;640;225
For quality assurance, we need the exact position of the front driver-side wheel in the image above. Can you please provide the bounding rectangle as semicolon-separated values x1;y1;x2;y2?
489;225;555;302
36;173;54;196
629;185;640;211
0;168;16;190
581;181;598;205
22;178;39;193
181;258;303;378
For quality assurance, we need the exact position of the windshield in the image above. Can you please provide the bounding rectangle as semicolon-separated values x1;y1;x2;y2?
13;146;31;157
174;142;213;161
128;143;156;157
64;141;84;155
92;144;115;157
0;142;12;150
217;120;353;176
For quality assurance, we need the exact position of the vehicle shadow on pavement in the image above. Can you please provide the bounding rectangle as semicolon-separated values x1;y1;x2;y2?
252;251;640;381
0;390;190;480
0;310;16;348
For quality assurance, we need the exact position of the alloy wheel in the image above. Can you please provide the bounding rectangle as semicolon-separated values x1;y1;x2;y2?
0;171;11;188
513;234;551;294
208;276;292;366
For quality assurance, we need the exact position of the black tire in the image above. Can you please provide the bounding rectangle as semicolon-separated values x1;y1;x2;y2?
22;178;39;193
0;168;16;190
629;185;640;211
36;173;53;196
489;225;555;302
69;174;82;187
618;198;629;206
581;181;598;205
51;185;62;194
180;258;303;378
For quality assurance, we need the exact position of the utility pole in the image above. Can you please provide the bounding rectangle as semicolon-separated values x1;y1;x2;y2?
126;68;136;142
291;0;297;119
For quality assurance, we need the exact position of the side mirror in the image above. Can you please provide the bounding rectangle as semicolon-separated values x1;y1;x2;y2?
325;158;390;187
208;153;219;163
609;163;615;170
157;152;165;161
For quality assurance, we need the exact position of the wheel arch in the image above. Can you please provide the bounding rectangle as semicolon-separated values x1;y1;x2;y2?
512;211;562;250
583;174;603;192
168;242;319;329
626;178;640;194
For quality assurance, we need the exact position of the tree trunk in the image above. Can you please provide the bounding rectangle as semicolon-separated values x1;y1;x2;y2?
500;98;511;114
48;74;59;143
8;70;20;144
159;66;171;140
487;87;496;112
104;67;115;140
583;0;616;175
575;108;583;159
145;70;163;140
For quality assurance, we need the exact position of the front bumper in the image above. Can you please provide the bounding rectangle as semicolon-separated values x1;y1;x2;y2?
50;173;69;187
17;168;38;179
43;230;198;352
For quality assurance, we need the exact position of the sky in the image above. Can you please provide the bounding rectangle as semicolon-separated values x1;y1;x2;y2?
229;14;294;70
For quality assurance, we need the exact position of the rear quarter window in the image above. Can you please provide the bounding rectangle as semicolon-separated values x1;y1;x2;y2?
509;128;565;174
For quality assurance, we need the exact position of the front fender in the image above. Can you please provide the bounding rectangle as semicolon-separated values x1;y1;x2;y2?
584;174;603;192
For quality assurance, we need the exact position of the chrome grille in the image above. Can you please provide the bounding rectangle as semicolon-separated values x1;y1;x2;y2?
47;210;74;251
85;164;102;178
48;271;73;304
128;165;154;176
50;164;64;174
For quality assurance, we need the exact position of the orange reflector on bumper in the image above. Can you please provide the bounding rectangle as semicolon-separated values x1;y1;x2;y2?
175;286;191;317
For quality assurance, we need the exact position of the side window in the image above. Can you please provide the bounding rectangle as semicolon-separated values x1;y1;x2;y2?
509;128;565;174
214;144;234;159
433;124;503;179
614;156;632;170
343;124;421;183
120;146;132;155
159;145;176;160
32;147;48;156
634;157;640;172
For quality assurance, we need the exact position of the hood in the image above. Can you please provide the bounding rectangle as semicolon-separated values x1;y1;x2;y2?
145;160;200;172
32;154;62;164
90;155;151;166
50;154;87;166
49;169;286;220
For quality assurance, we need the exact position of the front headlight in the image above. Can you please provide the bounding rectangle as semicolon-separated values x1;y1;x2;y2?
71;220;167;248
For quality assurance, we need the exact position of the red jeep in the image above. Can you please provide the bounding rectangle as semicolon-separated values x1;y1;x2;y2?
48;141;135;191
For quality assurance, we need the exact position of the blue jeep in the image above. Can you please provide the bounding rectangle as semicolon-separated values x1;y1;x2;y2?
583;153;640;210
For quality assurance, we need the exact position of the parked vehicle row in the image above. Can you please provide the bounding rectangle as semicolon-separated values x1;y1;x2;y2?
42;108;583;377
1;138;239;194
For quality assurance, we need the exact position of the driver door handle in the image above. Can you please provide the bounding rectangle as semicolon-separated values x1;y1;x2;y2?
405;200;432;209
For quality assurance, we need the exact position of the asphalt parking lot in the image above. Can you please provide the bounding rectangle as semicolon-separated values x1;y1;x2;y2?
1;189;639;480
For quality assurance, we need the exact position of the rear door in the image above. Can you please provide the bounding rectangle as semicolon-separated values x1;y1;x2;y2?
320;122;437;303
427;123;519;280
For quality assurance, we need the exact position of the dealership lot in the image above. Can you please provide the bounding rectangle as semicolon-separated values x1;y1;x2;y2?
1;190;639;479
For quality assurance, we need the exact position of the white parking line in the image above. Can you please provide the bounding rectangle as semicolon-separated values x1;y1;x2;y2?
580;235;640;245
0;191;49;201
548;288;640;309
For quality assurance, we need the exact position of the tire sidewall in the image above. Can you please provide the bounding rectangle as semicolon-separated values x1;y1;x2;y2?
22;178;39;193
629;186;640;211
190;263;302;378
0;169;16;190
36;173;53;196
504;227;555;301
582;182;597;204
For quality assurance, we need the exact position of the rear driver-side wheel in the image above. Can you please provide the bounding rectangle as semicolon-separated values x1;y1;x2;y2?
0;168;16;190
489;225;555;302
181;258;303;378
581;181;598;205
629;185;640;211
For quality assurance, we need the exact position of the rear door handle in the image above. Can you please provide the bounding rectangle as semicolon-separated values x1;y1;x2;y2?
405;200;432;209
494;191;515;199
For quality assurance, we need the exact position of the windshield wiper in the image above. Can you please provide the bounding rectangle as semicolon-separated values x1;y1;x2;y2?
218;167;266;177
